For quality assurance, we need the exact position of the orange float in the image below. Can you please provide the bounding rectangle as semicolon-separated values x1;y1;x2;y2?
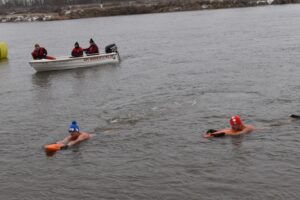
44;143;65;152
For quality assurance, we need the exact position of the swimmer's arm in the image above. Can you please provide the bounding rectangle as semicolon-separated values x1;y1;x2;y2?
204;130;226;137
57;135;72;144
212;129;230;135
67;133;90;147
66;140;78;147
238;125;255;135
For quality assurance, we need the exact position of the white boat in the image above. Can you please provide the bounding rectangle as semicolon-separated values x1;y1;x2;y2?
29;44;120;72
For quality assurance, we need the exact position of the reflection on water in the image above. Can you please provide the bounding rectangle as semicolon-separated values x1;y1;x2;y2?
31;72;53;88
0;58;9;64
45;149;57;157
0;58;9;71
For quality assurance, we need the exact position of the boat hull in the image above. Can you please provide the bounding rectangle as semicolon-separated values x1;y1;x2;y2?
29;52;120;72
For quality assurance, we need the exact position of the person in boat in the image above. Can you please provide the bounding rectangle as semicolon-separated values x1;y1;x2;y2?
71;42;84;57
84;38;99;55
31;44;55;60
57;121;91;148
204;115;255;138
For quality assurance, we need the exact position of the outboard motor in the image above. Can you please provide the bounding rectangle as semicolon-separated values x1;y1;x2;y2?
105;44;118;53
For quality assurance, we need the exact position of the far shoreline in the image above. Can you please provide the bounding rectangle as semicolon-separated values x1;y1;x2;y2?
0;0;299;23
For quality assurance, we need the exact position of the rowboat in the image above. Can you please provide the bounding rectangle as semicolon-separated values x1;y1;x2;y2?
29;44;120;72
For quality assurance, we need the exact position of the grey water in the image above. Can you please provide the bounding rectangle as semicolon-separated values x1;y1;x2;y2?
0;4;300;200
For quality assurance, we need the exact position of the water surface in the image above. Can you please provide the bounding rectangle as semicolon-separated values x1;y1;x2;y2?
0;5;300;200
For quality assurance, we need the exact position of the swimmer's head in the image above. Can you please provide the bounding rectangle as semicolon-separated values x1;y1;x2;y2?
69;121;79;134
230;115;244;130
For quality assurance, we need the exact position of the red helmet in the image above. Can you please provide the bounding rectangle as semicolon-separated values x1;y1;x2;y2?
230;115;243;127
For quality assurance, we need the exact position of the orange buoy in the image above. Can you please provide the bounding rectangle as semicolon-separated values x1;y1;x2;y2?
44;143;65;152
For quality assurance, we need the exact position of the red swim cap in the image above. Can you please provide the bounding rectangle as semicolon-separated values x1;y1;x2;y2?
230;115;243;126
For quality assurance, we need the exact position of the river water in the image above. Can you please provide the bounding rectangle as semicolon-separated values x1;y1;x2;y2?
0;4;300;200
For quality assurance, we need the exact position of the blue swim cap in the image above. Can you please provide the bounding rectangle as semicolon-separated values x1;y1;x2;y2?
69;121;79;133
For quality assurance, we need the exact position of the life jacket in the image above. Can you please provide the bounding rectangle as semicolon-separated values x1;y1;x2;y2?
71;47;83;57
85;44;99;55
31;47;47;59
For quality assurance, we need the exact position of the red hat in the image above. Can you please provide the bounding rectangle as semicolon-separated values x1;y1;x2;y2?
230;115;243;126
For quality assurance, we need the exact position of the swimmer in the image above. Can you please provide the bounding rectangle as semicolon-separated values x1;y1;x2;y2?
56;121;91;149
204;115;254;138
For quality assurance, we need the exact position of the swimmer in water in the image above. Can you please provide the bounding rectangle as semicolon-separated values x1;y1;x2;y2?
204;115;255;138
57;121;91;148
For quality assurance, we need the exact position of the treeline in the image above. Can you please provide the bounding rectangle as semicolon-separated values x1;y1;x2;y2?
274;0;300;3
1;0;300;13
2;0;300;8
1;0;125;7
